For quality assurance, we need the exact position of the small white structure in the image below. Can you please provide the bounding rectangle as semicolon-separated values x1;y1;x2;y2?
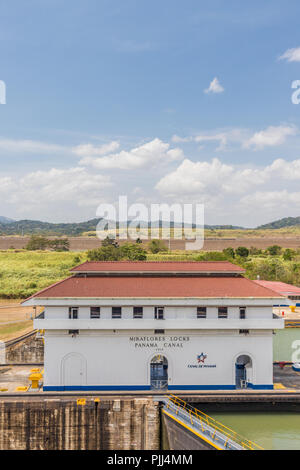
24;261;284;391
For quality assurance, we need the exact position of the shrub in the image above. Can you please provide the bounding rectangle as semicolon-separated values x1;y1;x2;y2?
87;242;147;261
266;245;282;256
249;246;262;255
235;246;249;258
283;249;295;261
197;251;227;261
26;235;70;251
101;236;119;248
223;247;235;259
49;238;70;251
120;243;147;261
87;246;121;261
147;239;168;254
26;235;49;250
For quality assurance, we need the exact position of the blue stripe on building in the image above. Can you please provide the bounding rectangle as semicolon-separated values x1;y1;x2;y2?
43;384;273;391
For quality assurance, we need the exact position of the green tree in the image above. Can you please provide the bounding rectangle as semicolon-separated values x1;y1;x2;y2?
249;246;262;255
266;245;282;256
283;248;295;261
26;235;49;250
198;251;227;261
49;238;70;251
120;243;147;260
87;242;147;261
223;247;235;259
245;258;288;282
147;239;168;254
101;236;119;248
87;245;121;261
235;246;249;258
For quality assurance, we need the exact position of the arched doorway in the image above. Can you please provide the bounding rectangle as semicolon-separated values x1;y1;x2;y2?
62;353;86;387
235;354;252;389
150;355;168;390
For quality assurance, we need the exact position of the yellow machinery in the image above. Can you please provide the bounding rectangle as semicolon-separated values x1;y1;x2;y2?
29;371;43;389
77;398;86;406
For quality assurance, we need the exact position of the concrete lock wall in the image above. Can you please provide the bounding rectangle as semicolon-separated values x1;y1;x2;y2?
43;329;274;390
0;398;160;450
162;413;214;450
5;332;44;364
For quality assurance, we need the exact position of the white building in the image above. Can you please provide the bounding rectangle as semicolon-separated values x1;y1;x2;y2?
24;261;284;391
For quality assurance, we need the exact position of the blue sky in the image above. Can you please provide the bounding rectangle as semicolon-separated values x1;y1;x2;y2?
1;0;300;226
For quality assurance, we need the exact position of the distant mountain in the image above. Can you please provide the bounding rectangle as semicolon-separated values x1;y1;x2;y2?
204;225;245;230
257;216;300;230
0;218;103;236
0;216;14;224
0;217;246;236
1;213;300;235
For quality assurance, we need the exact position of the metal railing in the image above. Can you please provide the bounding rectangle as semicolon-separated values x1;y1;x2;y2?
164;395;263;451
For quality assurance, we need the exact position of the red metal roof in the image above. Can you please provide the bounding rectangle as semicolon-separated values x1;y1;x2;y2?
254;280;300;296
70;261;245;273
30;276;282;299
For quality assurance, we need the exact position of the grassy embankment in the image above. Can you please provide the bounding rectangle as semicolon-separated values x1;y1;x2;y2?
0;250;87;299
1;248;300;300
0;251;87;340
0;321;33;342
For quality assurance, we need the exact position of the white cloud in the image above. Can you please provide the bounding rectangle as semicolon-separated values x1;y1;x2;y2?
2;167;112;209
172;129;248;151
240;190;300;211
204;77;224;94
194;133;229;151
171;133;229;150
279;47;300;62
171;135;191;143
0;137;121;160
80;138;184;170
2;131;300;226
72;141;120;157
172;125;299;152
156;156;300;197
243;125;298;150
155;158;261;197
155;158;227;196
154;156;300;225
0;138;66;154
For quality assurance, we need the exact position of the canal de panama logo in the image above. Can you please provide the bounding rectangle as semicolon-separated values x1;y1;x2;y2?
188;352;215;369
197;352;207;363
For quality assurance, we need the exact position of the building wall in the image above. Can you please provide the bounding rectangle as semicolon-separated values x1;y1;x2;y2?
43;329;273;391
44;305;273;320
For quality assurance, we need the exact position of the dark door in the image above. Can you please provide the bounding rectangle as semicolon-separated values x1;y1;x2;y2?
150;355;168;390
235;363;246;389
